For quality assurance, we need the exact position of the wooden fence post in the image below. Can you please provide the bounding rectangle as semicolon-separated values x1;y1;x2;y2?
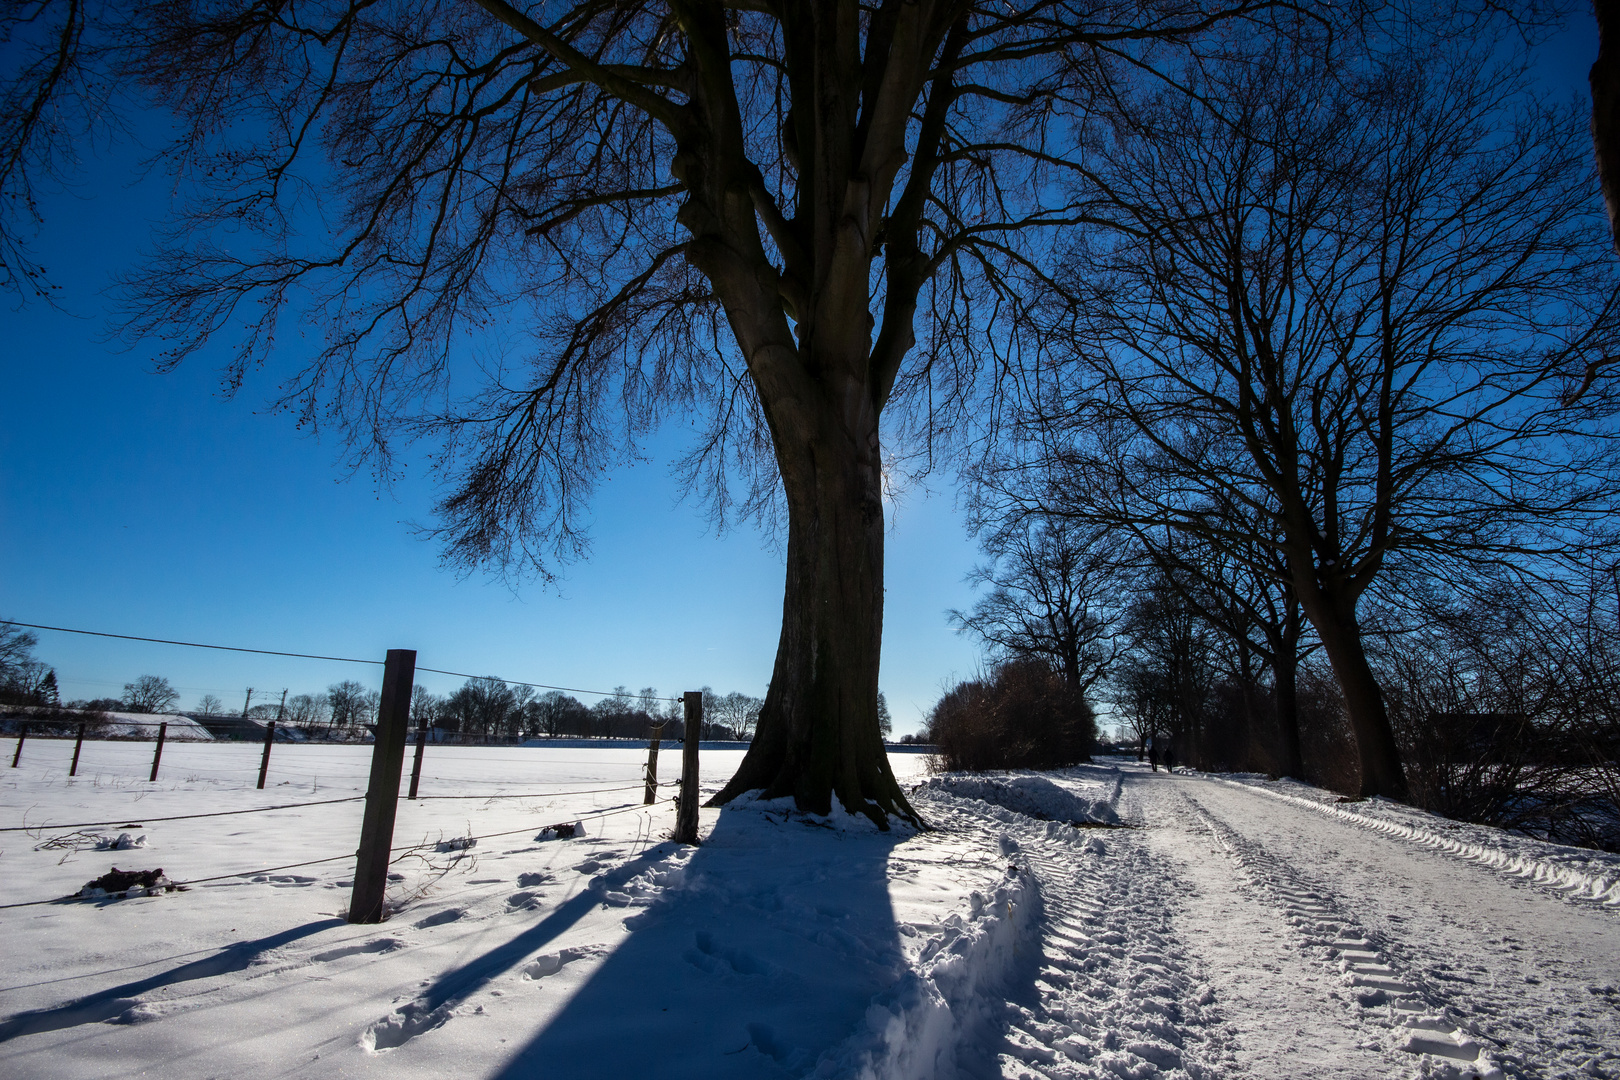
673;692;702;844
407;719;426;800
148;722;168;781
348;649;416;924
643;723;663;805
69;722;85;776
10;723;25;767
257;720;276;789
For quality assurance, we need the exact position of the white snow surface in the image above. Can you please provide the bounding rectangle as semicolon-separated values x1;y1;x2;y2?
7;708;214;740
2;741;1617;1079
913;771;1122;826
1204;772;1620;906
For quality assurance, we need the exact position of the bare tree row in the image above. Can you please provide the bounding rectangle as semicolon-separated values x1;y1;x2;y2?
963;15;1620;800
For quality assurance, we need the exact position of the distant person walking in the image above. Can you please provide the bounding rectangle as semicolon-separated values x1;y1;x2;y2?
1148;745;1159;772
1163;747;1175;774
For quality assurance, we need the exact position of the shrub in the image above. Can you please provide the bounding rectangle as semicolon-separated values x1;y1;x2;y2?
928;659;1095;772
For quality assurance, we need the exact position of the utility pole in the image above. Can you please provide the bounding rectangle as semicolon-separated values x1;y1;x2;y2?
276;689;287;723
242;687;254;719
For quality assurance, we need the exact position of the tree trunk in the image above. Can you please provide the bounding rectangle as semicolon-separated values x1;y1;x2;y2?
1235;648;1258;773
1272;599;1305;780
1292;575;1408;799
708;398;922;829
1273;648;1303;780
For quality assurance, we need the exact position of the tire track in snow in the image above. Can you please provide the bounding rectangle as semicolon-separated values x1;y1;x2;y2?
1178;784;1607;1080
1208;779;1620;908
918;788;1225;1078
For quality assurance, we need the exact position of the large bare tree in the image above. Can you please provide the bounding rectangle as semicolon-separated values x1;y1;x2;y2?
0;0;1309;825
1001;27;1619;798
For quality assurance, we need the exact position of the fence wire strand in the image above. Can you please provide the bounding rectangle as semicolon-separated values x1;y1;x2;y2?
0;796;679;910
3;618;686;703
0;796;368;833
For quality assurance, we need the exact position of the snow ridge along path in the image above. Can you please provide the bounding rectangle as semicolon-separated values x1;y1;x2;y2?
899;769;1229;1079
1211;777;1620;907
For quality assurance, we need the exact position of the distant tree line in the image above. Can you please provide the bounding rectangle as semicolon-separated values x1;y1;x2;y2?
408;681;772;743
0;625;791;746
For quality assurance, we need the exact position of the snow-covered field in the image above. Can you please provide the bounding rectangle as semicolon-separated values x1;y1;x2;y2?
2;740;1616;1079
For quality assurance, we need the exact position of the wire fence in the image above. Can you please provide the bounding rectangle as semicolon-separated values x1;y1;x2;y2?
1;618;713;918
3;619;685;702
0;785;688;911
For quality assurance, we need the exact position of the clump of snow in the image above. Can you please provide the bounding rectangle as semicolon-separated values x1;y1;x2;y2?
913;772;1120;825
724;788;921;833
33;830;147;854
433;836;477;853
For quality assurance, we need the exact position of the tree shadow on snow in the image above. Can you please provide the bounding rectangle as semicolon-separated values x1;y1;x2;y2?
403;846;678;1015
0;917;345;1042
490;807;909;1080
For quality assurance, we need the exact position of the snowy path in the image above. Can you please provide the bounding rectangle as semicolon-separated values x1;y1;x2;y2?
1164;773;1620;1078
4;744;1618;1079
958;766;1620;1080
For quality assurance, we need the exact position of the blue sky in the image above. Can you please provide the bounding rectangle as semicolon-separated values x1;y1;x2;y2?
0;11;1599;735
0;129;984;734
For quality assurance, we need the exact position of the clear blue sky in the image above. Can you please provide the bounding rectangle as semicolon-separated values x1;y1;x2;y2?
0;11;1598;735
0;122;984;735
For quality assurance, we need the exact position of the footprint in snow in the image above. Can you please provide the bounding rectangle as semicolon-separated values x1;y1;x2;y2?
361;1000;453;1052
312;937;405;963
108;1001;165;1025
684;931;775;977
413;908;465;928
521;945;601;980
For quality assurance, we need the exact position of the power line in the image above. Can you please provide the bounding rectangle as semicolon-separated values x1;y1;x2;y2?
3;621;382;666
5;619;685;703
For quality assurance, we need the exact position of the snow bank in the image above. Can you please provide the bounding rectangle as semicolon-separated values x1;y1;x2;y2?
912;772;1120;825
99;711;215;740
1219;777;1620;906
517;738;751;749
4;708;215;740
724;789;921;833
814;864;1035;1079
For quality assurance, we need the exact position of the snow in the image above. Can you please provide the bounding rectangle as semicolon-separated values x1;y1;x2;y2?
1202;773;1620;906
913;771;1122;826
2;740;1617;1079
5;709;214;741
